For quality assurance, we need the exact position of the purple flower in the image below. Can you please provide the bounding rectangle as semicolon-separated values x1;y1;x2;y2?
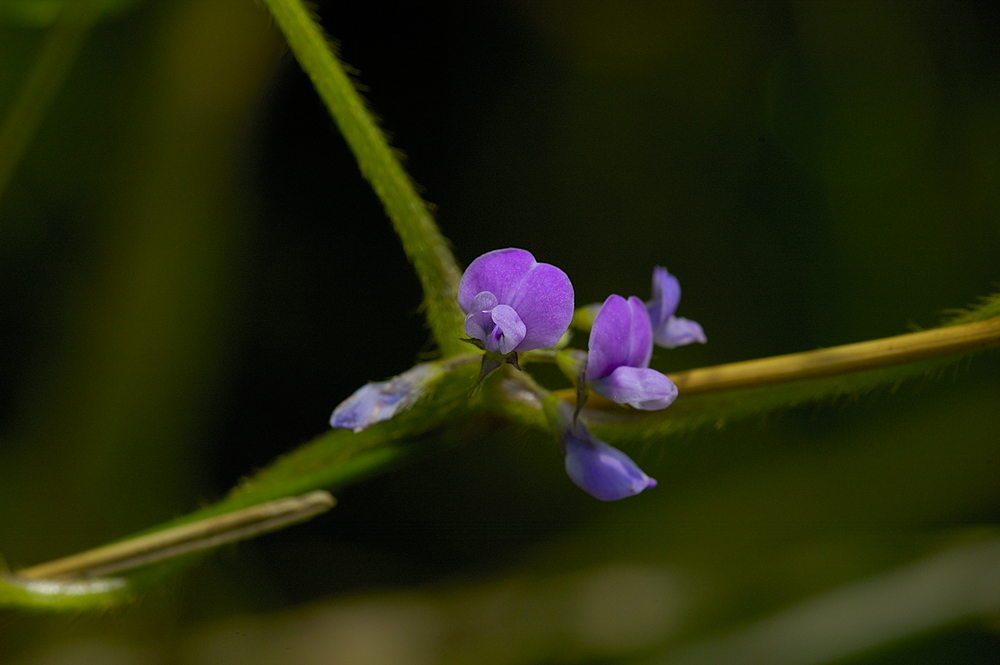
647;266;706;349
459;248;574;355
565;433;659;501
546;398;656;501
586;294;678;410
330;363;442;432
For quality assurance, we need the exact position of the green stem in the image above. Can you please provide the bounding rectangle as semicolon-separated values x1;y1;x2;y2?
259;0;466;355
7;302;1000;610
0;360;480;611
15;491;335;579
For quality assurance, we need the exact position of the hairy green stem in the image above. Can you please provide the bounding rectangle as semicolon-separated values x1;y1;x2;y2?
6;301;1000;610
259;0;466;355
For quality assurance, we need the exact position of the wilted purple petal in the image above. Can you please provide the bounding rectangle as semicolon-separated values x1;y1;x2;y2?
508;263;574;351
654;316;707;349
458;249;536;312
563;425;657;501
330;383;391;433
586;295;653;382
592;366;678;411
647;266;680;328
646;266;706;349
330;363;442;433
487;304;526;354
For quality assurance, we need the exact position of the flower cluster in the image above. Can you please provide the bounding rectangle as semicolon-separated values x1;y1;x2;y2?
330;247;705;502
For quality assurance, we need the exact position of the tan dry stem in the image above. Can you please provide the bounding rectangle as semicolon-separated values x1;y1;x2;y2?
16;491;335;579
558;317;1000;406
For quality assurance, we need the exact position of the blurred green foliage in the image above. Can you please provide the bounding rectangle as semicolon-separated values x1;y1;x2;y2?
0;0;141;27
1;0;999;663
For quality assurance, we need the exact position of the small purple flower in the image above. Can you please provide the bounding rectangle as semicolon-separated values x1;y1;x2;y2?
547;398;656;501
330;363;442;432
586;294;678;410
459;248;574;355
647;266;706;349
565;433;659;501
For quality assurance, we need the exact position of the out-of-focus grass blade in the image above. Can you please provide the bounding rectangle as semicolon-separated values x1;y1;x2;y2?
651;535;1000;665
0;0;101;202
15;491;335;579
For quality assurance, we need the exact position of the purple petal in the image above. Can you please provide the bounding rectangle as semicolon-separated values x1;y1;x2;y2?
654;316;707;348
464;310;494;343
564;427;657;501
591;366;678;410
463;291;500;343
586;295;630;381
623;296;653;368
586;295;653;381
647;266;680;328
458;249;536;313
486;304;526;354
507;262;574;351
469;290;498;312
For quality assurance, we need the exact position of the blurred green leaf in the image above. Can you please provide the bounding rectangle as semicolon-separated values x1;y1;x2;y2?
0;0;141;26
650;535;1000;665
